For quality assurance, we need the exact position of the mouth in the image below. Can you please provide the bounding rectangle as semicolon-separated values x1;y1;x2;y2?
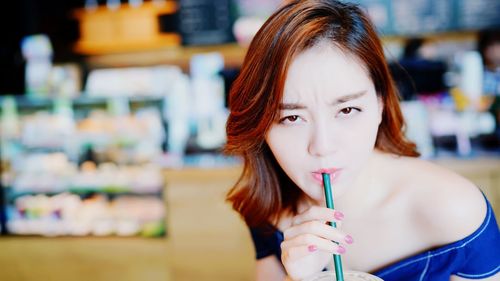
311;168;342;185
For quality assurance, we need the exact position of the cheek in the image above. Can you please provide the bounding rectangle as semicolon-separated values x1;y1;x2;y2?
266;126;308;151
343;112;378;133
339;114;380;154
266;128;307;172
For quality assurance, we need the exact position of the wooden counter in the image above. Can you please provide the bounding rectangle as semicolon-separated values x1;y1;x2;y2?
0;166;254;281
163;166;254;281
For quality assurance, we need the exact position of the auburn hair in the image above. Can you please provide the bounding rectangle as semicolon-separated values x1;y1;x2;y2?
224;0;419;228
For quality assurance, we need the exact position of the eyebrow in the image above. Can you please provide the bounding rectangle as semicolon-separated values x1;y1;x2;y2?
279;91;367;110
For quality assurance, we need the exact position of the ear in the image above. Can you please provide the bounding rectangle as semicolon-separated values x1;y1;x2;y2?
377;96;384;126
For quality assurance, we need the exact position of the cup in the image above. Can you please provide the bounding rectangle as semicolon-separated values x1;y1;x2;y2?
303;270;383;281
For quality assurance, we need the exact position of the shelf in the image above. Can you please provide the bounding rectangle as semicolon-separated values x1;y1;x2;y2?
4;187;163;202
0;95;164;108
2;187;166;237
1;95;169;238
84;43;247;71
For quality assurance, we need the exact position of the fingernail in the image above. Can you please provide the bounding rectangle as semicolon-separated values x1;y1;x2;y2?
308;245;318;252
345;235;354;244
337;245;346;254
334;211;344;220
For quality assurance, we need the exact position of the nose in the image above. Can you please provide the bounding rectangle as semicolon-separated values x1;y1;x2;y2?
307;121;337;157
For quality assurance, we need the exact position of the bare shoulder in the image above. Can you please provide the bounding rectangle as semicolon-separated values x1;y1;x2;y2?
387;155;487;245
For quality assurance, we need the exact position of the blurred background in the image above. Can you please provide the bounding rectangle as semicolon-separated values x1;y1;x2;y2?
0;0;499;280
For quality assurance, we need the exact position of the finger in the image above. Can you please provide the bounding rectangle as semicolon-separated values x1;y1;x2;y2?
281;244;318;261
281;234;346;258
292;206;344;226
284;220;353;245
333;220;343;229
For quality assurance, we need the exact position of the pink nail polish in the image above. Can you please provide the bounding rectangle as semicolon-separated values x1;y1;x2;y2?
337;245;346;254
345;235;354;244
334;211;344;220
308;245;318;252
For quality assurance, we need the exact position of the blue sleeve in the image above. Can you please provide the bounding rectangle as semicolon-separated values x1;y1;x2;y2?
249;226;284;260
455;200;500;279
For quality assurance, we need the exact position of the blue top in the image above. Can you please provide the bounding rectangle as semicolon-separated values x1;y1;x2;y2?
249;196;500;280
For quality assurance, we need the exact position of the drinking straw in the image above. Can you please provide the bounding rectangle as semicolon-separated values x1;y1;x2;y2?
322;173;344;281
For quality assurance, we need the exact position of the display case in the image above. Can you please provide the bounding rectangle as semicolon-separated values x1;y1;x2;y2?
0;95;167;237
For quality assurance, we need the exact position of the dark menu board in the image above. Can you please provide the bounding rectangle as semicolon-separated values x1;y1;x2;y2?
178;0;235;46
455;0;500;30
390;0;453;35
346;0;500;35
345;0;392;34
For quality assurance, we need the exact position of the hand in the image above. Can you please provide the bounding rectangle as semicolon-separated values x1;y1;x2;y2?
281;206;353;281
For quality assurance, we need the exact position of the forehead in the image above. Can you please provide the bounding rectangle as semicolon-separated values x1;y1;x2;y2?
283;42;374;102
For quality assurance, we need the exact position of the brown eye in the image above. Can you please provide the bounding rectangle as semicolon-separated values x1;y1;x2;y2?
340;107;352;114
338;107;361;117
278;115;301;124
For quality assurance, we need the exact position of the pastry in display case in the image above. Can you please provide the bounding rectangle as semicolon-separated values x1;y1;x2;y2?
0;95;167;237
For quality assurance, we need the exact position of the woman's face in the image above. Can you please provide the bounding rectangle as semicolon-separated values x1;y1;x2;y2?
265;42;383;203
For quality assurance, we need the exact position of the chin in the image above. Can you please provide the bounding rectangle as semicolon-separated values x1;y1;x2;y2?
302;193;324;206
307;189;327;205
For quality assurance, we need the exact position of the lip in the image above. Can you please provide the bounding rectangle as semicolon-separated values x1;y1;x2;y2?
311;168;342;185
313;168;339;174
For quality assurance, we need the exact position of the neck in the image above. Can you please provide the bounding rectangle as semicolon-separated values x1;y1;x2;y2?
336;150;389;215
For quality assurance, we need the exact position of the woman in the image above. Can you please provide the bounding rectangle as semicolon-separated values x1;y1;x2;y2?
224;1;500;280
